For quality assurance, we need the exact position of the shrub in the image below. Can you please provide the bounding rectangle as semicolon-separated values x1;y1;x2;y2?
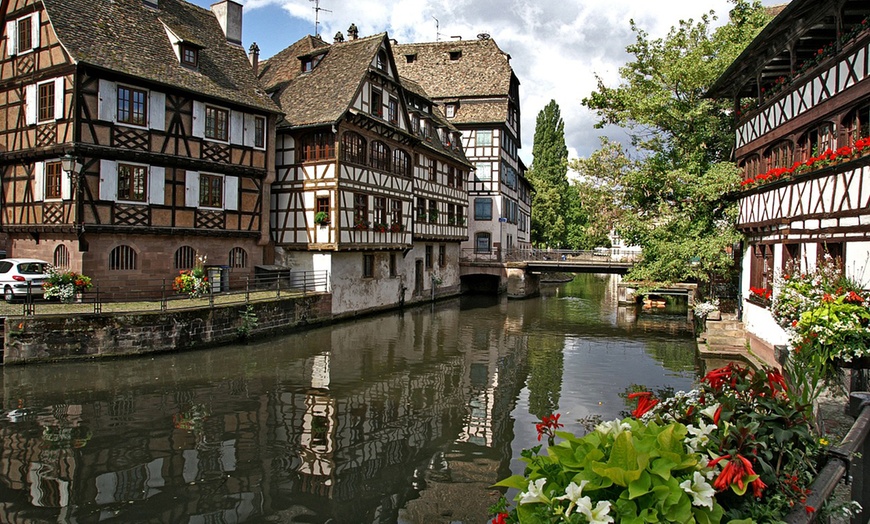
43;267;93;303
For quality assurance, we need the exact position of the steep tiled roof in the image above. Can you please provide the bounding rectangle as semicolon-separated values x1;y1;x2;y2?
449;100;508;125
393;38;514;99
43;0;278;113
261;34;385;127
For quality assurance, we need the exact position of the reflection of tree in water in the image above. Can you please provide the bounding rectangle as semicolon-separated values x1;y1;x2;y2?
526;336;564;418
643;339;697;373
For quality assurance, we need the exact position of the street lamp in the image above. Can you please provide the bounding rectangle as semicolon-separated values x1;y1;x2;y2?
60;153;82;186
61;153;84;237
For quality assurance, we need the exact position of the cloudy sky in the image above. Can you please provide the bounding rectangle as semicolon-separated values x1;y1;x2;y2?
192;0;784;165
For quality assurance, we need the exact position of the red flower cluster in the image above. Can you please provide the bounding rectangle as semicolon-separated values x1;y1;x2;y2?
491;513;509;524
535;413;564;442
741;137;870;189
749;286;771;300
708;453;767;497
845;290;864;304
628;391;659;418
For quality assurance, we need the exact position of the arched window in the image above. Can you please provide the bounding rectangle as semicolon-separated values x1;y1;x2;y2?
229;247;247;269
300;131;336;161
175;246;196;269
740;154;761;180
846;103;870;144
393;149;411;177
800;123;835;160
474;232;492;253
370;140;390;171
109;245;138;270
376;50;388;71
341;132;366;165
765;140;793;170
53;244;70;268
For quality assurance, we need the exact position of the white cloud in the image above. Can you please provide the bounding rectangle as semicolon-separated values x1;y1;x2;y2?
226;0;782;164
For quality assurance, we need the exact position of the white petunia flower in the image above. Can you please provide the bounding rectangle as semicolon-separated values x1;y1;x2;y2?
555;480;591;517
700;403;721;421
680;471;716;510
685;420;717;452
579;499;614;524
519;478;550;505
595;419;631;436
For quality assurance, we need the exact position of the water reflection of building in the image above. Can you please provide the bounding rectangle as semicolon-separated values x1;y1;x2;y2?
0;300;531;523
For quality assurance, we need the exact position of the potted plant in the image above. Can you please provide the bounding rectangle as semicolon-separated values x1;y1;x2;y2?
43;267;93;303
173;255;209;298
390;222;405;233
373;222;388;232
353;219;369;231
314;211;329;226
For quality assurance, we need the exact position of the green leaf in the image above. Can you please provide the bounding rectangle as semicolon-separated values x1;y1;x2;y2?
492;475;531;490
628;470;652;499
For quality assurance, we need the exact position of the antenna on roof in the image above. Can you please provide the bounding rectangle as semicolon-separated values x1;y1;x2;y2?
432;16;441;41
309;0;331;37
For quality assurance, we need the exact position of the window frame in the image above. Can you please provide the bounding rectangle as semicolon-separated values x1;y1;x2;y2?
199;172;224;209
117;162;148;203
474;198;493;220
204;105;230;142
370;88;383;118
363;253;374;278
370;140;390;171
36;79;55;123
476;130;493;146
180;44;199;68
44;160;62;200
116;84;148;127
353;193;368;227
253;116;266;149
16;15;33;54
301;131;336;161
475;232;492;253
393;149;411;177
341;132;366;165
110;245;138;271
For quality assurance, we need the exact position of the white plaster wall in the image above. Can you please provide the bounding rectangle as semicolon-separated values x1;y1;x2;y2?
743;302;790;347
845;241;870;287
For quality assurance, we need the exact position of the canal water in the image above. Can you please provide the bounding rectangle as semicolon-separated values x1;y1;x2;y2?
0;274;698;523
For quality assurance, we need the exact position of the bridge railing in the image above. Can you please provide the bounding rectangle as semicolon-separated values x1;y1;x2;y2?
460;247;641;264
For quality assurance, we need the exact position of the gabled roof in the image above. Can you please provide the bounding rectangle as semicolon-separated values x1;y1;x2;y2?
260;33;386;128
393;38;515;99
42;0;278;113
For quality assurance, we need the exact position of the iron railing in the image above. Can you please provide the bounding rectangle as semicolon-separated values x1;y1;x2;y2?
2;270;330;316
460;247;642;264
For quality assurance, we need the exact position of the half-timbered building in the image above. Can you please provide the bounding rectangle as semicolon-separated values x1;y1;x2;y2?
709;0;870;357
0;0;279;292
394;36;531;259
259;30;471;315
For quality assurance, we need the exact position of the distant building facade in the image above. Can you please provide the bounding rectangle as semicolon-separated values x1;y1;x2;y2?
258;30;472;314
709;0;870;358
394;36;531;259
0;0;279;292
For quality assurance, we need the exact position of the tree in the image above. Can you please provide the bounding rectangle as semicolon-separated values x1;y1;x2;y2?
573;0;770;286
526;100;569;248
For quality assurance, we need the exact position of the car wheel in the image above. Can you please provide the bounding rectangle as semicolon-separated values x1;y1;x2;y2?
4;286;15;303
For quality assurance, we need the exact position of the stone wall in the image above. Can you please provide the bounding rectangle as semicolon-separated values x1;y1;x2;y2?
2;294;332;365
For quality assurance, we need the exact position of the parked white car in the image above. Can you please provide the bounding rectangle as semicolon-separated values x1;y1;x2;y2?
0;258;50;302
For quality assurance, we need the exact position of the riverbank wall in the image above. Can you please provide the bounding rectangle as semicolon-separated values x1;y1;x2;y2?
2;294;332;365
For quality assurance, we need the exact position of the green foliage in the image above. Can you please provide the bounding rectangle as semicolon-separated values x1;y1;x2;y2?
237;304;259;340
43;267;93;303
573;1;771;285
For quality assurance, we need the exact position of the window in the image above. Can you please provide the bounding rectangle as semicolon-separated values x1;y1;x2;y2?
474;198;492;220
175;246;196;269
456;170;463;189
411;114;420;134
254;116;266;149
17;15;32;53
37;80;55;122
353;193;368;226
438;245;446;267
301;54;323;72
447;166;455;187
205;105;229;141
389;253;397;277
474;162;492;181
749;244;773;294
428;200;438;223
477;130;492;146
110;245;138;270
301;131;336;161
449;50;462;60
425;245;433;269
416;197;426;221
388;97;398;124
374;196;387;225
363;254;374;278
199;173;223;208
371;89;383;118
741;154;761;180
783;243;800;270
229;247;247;269
393;149;411;177
341;132;366;164
428;159;436;181
447;203;455;225
802;123;834;160
370;141;390;171
445;104;456;118
118;163;147;202
116;85;148;126
376;50;388;71
316;196;330;215
405;54;417;63
53;245;70;268
180;44;198;67
45;161;62;199
848;103;870;143
475;233;492;253
391;199;402;226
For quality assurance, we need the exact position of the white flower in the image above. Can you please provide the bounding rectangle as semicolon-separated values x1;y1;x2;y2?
579;499;614;524
700;403;721;421
519;478;550;505
555;480;591;517
595;419;631;436
680;471;716;510
685;420;717;452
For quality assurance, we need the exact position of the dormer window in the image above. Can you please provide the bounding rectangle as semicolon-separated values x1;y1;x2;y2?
301;53;324;72
405;54;417;63
376;50;388;71
180;44;198;67
445;103;456;118
449;50;462;61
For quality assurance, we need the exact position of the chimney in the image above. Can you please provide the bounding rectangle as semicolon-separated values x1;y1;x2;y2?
347;23;358;40
211;0;243;45
248;42;259;74
334;31;344;44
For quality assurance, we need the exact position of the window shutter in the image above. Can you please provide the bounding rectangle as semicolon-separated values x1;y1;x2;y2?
98;79;116;122
149;166;165;205
33;161;43;202
24;83;36;125
243;114;255;146
61;167;71;200
224;176;238;211
230;110;244;145
99;159;117;201
185;170;200;207
31;11;39;49
149;91;165;131
6;20;17;56
53;77;64;120
192;101;204;137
